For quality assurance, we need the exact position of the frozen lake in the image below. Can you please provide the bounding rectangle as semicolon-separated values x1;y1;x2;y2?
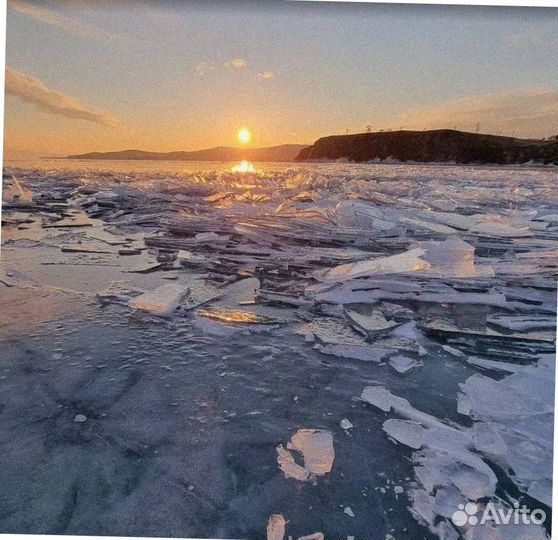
1;162;556;539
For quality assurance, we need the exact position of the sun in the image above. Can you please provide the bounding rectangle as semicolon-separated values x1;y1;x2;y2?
238;128;252;145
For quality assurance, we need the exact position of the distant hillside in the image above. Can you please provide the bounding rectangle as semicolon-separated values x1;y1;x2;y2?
67;144;308;163
296;129;558;165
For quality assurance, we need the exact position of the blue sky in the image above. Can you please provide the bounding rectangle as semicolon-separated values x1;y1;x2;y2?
4;0;557;157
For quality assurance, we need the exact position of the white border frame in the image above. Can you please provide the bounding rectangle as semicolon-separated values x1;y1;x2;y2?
0;1;556;540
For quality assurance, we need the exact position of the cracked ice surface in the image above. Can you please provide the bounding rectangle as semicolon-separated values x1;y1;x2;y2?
1;162;556;539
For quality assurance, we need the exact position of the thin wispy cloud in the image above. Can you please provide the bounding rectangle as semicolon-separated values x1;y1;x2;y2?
195;62;216;78
195;59;275;81
398;89;557;138
9;0;111;41
227;58;247;70
5;66;118;127
257;71;275;80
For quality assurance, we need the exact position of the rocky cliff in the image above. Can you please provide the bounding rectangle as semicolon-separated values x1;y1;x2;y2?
296;130;557;165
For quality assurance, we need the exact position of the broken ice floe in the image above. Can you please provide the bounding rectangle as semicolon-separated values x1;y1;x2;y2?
458;355;554;508
128;283;190;316
315;248;429;282
266;514;324;540
361;351;553;539
363;384;513;538
389;355;422;374
276;429;334;482
314;238;493;283
266;514;287;540
297;317;392;362
345;306;400;337
382;419;425;449
196;308;287;325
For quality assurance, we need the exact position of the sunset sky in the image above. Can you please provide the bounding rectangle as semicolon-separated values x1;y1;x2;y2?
3;0;557;159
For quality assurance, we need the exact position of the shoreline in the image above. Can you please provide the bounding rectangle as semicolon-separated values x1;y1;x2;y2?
4;158;557;172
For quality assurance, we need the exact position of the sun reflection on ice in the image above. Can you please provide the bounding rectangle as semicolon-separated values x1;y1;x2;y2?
231;160;255;173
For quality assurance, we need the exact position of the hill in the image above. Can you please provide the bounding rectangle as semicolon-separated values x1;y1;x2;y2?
67;144;308;163
295;129;557;165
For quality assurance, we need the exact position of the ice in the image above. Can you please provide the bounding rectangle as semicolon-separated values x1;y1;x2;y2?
2;163;556;540
418;210;475;231
176;249;210;266
472;423;507;457
317;238;492;283
61;244;115;254
267;514;287;540
360;386;396;412
335;200;397;230
345;307;400;337
217;277;260;306
422;426;472;454
449;463;496;500
380;302;415;321
487;314;556;332
192;313;243;336
421;318;554;342
2;172;33;203
118;247;142;255
466;357;521;374
389;355;421;374
364;384;511;536
382;419;425;449
194;231;230;244
457;357;554;509
96;283;142;305
196;308;286;325
400;216;458;234
441;345;465;357
343;507;355;517
181;280;221;309
277;429;334;482
463;520;549;539
318;343;391;362
458;374;552;421
418;237;493;278
316;248;430;282
527;479;552;508
303;317;392;362
432;487;468;519
126;262;163;274
409;489;435;527
469;220;532;238
361;386;447;429
128;283;190;316
43;215;95;228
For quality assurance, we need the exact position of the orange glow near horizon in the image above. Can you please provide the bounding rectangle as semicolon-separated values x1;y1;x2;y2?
238;128;252;145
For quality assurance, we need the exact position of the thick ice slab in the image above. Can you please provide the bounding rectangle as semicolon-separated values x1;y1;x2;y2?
277;429;335;482
128;283;190;316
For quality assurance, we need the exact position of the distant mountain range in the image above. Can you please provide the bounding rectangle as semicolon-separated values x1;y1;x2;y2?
296;129;558;165
67;144;308;163
66;130;557;165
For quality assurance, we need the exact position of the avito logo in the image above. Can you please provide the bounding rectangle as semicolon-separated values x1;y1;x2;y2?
451;502;546;528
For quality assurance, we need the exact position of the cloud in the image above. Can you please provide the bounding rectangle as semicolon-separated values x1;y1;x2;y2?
9;0;111;41
195;62;216;78
227;58;247;70
257;71;275;80
5;66;118;127
398;89;557;138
